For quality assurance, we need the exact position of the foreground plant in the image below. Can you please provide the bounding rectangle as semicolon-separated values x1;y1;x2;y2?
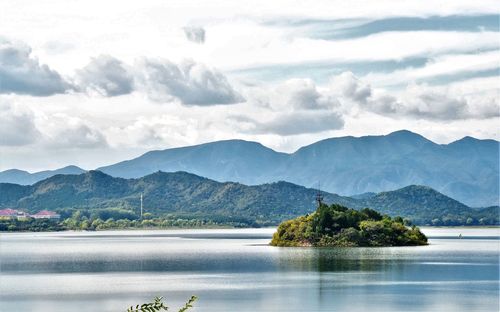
127;295;197;312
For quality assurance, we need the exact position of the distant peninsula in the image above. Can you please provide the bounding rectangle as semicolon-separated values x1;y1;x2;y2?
270;201;428;247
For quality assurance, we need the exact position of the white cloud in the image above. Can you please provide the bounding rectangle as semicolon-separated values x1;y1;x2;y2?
331;72;500;120
0;98;108;150
246;78;339;111
412;51;500;78
402;84;499;120
331;72;371;104
0;101;41;146
136;58;244;105
447;76;499;96
447;77;500;119
183;26;206;44
215;30;499;71
3;2;498;74
74;55;134;96
232;78;344;135
0;0;499;171
0;99;108;150
400;84;471;120
42;40;75;55
107;114;197;148
362;50;500;88
0;38;243;106
0;38;71;96
274;79;337;110
235;111;344;136
41;114;108;149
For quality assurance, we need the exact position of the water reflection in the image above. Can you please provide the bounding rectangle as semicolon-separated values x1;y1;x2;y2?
0;228;498;312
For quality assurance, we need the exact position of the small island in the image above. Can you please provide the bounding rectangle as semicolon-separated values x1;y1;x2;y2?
270;201;428;247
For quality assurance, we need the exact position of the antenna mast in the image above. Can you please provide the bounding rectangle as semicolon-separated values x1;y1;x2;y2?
140;193;143;219
315;181;323;208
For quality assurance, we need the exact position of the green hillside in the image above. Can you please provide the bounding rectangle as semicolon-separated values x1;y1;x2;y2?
0;171;497;226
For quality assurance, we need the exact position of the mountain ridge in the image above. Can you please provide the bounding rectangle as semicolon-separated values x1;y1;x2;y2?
1;130;498;207
0;166;86;185
1;170;497;226
98;130;500;207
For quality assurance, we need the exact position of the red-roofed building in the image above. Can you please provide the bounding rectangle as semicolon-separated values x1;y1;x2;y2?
0;208;29;220
31;210;60;220
0;208;19;219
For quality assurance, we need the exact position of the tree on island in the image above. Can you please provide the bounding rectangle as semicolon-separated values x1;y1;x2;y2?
270;203;427;247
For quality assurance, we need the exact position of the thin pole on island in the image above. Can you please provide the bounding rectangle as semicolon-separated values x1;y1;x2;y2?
140;193;143;220
316;181;323;208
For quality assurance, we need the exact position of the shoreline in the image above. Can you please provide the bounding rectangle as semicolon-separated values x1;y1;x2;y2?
1;225;498;234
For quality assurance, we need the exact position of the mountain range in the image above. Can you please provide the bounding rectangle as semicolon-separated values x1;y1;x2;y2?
0;166;85;185
0;170;497;226
1;130;498;207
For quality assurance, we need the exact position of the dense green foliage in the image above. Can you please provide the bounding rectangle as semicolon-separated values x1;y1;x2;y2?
0;218;65;232
0;171;498;228
271;203;428;247
358;185;499;226
127;296;197;312
0;209;242;232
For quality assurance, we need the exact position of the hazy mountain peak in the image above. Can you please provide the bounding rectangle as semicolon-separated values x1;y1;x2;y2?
387;129;419;137
147;139;277;154
140;170;207;181
386;130;431;142
449;136;499;145
0;169;28;174
60;165;85;171
398;184;434;191
0;165;85;185
1;130;497;207
296;130;431;151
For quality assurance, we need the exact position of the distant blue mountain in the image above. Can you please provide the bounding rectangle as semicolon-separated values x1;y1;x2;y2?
0;166;85;185
97;130;498;207
276;131;499;207
1;131;498;207
98;140;287;184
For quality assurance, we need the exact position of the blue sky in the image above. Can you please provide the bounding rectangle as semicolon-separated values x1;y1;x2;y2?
0;0;498;171
231;14;499;87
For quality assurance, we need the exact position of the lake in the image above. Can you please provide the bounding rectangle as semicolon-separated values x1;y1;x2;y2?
0;227;498;311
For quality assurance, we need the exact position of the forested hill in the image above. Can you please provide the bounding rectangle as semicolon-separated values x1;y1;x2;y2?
0;171;497;226
2;131;498;207
95;131;499;207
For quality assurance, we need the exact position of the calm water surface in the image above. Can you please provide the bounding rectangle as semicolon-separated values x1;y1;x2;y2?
0;227;498;311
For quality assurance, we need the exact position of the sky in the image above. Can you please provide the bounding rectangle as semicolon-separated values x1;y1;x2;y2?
0;0;499;171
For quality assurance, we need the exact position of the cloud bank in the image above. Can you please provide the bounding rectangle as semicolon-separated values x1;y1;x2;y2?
0;101;107;149
0;39;71;96
75;55;134;97
0;101;41;146
231;78;344;136
137;58;243;105
0;39;243;106
332;71;500;120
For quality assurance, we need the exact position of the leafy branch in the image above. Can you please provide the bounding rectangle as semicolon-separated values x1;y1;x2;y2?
127;296;197;312
178;296;198;312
